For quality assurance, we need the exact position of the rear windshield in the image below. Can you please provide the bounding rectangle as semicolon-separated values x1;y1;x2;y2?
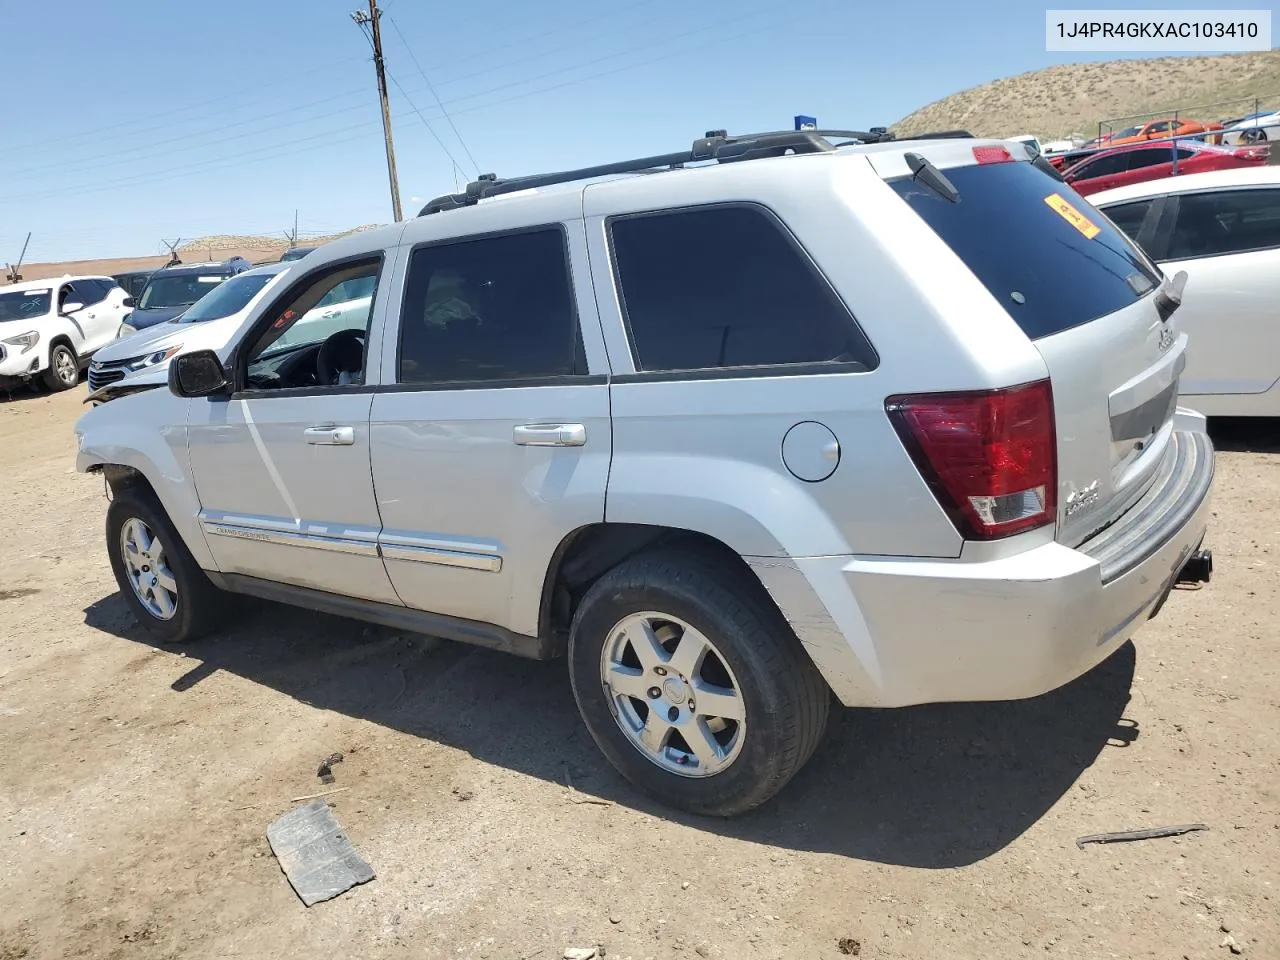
0;289;51;322
890;160;1161;339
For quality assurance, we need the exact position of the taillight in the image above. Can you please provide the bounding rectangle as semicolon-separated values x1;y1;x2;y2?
1234;145;1269;162
886;380;1057;540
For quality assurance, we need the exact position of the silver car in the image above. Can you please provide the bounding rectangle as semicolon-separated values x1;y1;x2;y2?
75;129;1215;816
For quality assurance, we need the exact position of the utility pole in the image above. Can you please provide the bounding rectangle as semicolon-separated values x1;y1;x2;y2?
352;0;403;222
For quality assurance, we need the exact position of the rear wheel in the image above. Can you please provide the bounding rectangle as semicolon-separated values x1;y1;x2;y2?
106;490;224;644
1242;128;1268;144
568;548;830;817
42;343;79;391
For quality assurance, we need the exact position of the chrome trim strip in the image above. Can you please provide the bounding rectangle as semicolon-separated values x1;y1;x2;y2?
201;521;381;558
380;542;502;573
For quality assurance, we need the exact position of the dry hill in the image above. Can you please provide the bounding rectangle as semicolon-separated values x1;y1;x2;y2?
11;225;381;284
894;50;1280;141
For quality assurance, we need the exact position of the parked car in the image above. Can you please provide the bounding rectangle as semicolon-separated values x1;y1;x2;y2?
1049;146;1100;171
279;246;317;262
111;269;156;300
1063;140;1269;196
1104;118;1224;147
74;129;1215;817
1090;166;1280;416
125;257;253;331
87;261;376;399
88;263;291;396
1220;110;1280;145
1006;134;1043;155
0;275;131;392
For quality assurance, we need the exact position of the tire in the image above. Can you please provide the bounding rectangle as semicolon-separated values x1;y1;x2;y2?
1242;128;1268;144
568;547;830;817
106;489;224;644
42;343;80;391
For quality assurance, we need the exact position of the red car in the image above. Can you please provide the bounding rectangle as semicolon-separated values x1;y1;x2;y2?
1063;140;1269;196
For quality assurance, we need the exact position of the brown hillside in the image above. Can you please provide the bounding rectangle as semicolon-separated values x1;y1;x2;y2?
9;225;382;284
894;50;1280;141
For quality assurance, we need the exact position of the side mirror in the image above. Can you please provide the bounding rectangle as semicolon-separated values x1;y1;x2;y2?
123;296;137;308
169;350;230;398
60;301;84;315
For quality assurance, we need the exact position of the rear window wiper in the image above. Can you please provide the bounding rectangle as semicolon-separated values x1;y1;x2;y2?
904;151;959;203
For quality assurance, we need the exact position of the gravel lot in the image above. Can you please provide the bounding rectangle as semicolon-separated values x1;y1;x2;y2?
1;387;1277;960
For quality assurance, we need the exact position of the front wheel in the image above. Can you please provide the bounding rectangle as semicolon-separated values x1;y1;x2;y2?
106;490;224;644
568;548;830;817
42;343;80;391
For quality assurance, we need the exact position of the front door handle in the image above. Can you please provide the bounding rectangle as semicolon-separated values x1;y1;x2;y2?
304;425;355;446
512;423;586;447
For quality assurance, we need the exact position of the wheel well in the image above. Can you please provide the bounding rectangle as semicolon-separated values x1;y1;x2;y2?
48;334;75;355
99;464;158;501
538;523;761;654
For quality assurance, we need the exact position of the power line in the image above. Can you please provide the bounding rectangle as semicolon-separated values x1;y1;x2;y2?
385;71;471;185
386;14;480;176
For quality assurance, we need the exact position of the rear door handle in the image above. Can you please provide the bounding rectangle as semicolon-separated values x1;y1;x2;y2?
304;425;355;446
512;423;586;447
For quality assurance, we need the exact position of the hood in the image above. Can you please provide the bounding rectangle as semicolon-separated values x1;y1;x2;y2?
94;321;187;364
129;305;188;329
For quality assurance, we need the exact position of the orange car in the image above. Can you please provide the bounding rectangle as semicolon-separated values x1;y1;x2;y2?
1103;117;1224;146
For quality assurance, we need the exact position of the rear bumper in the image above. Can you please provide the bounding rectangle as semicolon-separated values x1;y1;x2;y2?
750;410;1214;708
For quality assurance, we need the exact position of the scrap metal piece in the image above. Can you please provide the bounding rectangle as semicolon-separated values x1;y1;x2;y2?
1075;823;1208;850
266;799;374;906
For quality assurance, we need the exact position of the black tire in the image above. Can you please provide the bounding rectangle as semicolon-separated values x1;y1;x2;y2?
42;343;80;391
106;489;224;644
1242;128;1268;144
568;547;831;817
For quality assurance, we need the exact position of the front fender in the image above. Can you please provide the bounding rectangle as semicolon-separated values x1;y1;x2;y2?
75;392;214;570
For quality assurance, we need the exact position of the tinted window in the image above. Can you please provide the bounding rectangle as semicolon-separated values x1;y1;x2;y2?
397;228;580;384
891;161;1161;340
609;205;874;372
70;279;108;307
1166;187;1280;259
0;288;51;321
1126;148;1176;171
1101;199;1157;242
1069;152;1128;179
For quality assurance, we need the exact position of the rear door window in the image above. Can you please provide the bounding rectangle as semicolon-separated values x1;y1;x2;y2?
1126;148;1175;171
1100;199;1158;243
1166;187;1280;259
890;160;1161;339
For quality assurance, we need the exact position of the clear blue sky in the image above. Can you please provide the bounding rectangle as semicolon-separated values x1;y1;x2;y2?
0;0;1265;262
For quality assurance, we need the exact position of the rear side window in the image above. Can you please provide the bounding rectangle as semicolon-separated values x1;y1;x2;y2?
397;227;582;384
609;204;876;373
891;161;1161;339
1102;199;1157;242
1166;187;1280;259
1070;152;1128;179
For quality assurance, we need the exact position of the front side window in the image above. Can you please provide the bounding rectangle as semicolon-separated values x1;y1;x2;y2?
397;228;581;384
1125;148;1175;171
245;259;381;391
1166;187;1280;259
1069;152;1128;179
609;204;875;373
69;279;108;307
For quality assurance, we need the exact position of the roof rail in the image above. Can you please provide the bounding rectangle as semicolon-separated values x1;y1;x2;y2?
417;127;973;216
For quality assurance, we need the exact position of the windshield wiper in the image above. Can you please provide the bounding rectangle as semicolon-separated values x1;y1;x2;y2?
904;151;960;203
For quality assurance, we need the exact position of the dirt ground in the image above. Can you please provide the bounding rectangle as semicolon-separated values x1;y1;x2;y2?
0;387;1277;960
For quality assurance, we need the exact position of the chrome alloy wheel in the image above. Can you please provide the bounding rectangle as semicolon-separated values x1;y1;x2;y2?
600;612;747;777
120;517;178;620
54;348;77;385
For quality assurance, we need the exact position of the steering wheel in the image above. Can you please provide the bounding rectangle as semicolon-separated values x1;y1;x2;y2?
316;329;366;386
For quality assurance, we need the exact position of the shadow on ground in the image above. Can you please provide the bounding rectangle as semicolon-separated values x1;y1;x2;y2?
1208;416;1280;453
86;591;1136;869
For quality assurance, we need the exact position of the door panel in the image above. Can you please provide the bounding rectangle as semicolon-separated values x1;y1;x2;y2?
370;384;611;633
188;392;399;602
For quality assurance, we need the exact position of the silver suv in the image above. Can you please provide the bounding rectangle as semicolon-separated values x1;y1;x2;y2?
75;129;1215;816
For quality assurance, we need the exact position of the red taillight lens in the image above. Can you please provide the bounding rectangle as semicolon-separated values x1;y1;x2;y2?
973;145;1015;165
886;380;1058;540
1234;145;1269;162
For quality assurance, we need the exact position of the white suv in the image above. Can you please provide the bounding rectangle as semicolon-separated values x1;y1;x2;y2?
75;129;1215;816
0;275;131;391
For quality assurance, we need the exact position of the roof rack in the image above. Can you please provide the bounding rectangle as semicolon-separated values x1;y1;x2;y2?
417;127;975;216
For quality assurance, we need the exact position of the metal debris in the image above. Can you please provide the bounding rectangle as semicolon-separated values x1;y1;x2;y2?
317;752;344;784
266;799;374;906
1075;823;1209;849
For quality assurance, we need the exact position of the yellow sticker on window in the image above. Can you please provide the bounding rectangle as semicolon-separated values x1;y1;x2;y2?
1044;193;1101;239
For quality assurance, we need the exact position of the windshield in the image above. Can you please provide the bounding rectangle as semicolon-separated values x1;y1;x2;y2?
0;289;51;322
280;248;312;261
890;160;1161;340
177;273;275;323
138;274;227;310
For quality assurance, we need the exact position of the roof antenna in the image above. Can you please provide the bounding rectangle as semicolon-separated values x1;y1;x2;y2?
160;237;184;267
5;232;31;284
